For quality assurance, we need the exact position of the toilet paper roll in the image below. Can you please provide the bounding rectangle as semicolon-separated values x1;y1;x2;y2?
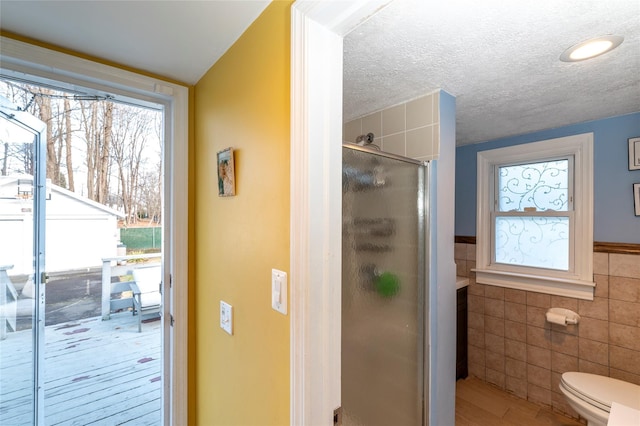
546;311;567;326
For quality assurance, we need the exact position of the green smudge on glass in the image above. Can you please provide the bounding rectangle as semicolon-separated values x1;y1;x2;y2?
375;272;400;297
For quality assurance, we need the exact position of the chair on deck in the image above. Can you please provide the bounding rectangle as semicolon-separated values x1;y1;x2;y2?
131;266;162;332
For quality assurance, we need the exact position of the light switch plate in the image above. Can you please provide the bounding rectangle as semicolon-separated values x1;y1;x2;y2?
271;269;287;315
220;300;233;335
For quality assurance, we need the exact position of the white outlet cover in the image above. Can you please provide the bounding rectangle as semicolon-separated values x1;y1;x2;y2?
220;300;233;335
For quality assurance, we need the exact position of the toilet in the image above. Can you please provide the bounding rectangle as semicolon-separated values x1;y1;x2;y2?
559;372;640;426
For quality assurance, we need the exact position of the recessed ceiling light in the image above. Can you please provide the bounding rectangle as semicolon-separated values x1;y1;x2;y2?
560;35;624;62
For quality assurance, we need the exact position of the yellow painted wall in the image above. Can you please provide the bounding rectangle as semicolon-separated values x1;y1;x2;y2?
193;1;291;425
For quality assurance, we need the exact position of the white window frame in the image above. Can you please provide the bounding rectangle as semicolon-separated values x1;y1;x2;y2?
475;133;595;300
0;36;189;425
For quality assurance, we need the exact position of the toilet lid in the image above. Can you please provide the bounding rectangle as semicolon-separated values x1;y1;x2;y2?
561;372;640;412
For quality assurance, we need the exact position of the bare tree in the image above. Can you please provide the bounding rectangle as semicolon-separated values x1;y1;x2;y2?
79;99;114;203
138;169;162;223
2;79;162;218
0;83;38;176
53;99;65;187
112;105;155;224
32;88;58;182
152;114;162;223
79;100;98;199
97;101;113;203
0;141;33;176
64;98;75;191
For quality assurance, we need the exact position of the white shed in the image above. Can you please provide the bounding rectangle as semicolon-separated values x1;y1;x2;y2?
0;175;124;274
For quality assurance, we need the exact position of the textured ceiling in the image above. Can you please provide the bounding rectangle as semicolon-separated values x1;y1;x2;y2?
0;0;270;85
344;0;640;145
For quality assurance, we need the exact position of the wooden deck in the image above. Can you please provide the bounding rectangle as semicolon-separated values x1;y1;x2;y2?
0;312;162;425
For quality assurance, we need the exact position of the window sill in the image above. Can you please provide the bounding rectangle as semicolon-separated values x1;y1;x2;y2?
474;268;595;300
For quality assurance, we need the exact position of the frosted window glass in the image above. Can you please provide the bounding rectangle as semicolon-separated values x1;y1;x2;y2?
498;160;569;212
495;216;569;270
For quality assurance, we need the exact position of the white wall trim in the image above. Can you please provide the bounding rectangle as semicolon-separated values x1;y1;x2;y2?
290;1;393;425
0;36;189;426
290;7;342;425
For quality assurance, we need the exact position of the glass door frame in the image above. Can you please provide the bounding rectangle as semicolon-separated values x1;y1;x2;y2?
1;36;190;425
342;143;430;425
0;95;47;425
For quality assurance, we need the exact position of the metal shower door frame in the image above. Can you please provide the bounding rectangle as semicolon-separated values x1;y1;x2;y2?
342;142;431;426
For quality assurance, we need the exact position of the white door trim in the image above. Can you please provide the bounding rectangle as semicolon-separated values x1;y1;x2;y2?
0;36;189;426
289;2;393;425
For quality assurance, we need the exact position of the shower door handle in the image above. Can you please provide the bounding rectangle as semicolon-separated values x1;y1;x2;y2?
333;407;342;426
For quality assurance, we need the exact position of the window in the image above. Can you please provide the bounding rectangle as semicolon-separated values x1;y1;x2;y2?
495;159;571;270
0;36;189;424
475;133;595;300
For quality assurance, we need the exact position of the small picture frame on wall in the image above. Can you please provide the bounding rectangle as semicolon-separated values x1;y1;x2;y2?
629;137;640;170
635;183;640;216
217;147;236;197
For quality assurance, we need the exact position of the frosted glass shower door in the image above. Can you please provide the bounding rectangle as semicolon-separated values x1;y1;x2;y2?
342;145;427;426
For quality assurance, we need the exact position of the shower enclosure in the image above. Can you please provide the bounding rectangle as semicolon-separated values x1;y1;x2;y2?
342;144;430;426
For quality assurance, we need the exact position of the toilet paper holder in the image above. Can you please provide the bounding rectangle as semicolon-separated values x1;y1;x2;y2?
545;308;580;326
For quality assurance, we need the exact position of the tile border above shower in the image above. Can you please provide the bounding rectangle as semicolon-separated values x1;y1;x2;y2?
343;90;441;162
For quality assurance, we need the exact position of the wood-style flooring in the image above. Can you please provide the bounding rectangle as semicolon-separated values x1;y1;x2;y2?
456;377;584;426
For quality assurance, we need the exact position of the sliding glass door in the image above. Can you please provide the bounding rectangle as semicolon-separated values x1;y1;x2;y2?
0;95;47;425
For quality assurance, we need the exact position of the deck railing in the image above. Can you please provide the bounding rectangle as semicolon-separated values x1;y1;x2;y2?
100;254;160;320
0;265;17;340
